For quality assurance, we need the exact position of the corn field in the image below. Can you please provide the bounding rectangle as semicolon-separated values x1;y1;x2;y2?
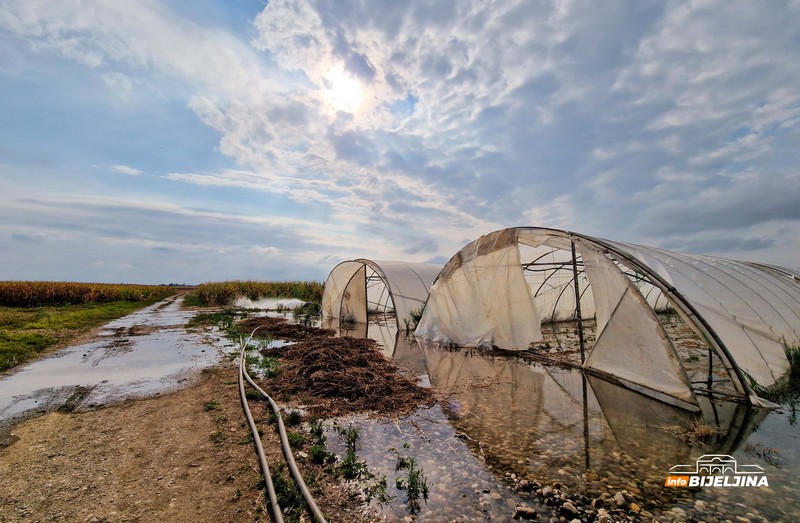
193;280;324;306
0;281;178;307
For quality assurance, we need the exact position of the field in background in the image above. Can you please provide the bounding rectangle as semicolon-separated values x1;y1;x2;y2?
188;280;324;307
0;280;326;373
0;281;183;372
0;281;180;308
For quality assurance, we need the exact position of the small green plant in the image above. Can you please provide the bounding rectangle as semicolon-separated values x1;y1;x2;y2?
244;389;262;401
309;443;336;465
310;419;325;440
405;304;425;331
245;353;280;378
203;400;219;411
741;340;800;412
210;429;227;444
392;446;429;515
785;339;800;379
284;409;303;426
270;464;306;523
308;419;336;465
286;431;306;447
363;474;394;507
336;424;368;480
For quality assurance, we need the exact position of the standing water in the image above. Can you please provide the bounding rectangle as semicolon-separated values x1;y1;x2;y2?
0;295;226;443
326;318;800;522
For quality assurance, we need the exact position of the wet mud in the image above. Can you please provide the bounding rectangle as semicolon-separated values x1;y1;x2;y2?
0;296;225;448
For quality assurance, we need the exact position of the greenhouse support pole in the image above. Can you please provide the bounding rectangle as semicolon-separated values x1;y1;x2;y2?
571;239;586;363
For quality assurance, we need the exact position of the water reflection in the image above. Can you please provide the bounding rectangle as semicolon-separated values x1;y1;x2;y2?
326;318;796;521
0;297;225;437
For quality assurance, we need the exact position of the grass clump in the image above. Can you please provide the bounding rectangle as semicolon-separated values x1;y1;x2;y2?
660;418;720;446
284;409;303;426
308;419;336;465
744;339;800;410
744;442;782;467
210;429;227;444
286;431;306;448
270;464;306;523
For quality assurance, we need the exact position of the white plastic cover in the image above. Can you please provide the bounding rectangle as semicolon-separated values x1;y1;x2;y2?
415;229;543;349
602;241;800;389
322;259;441;328
579;240;698;409
415;226;799;404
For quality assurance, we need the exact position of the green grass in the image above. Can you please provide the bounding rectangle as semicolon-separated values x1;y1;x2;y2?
270;464;306;523
744;339;800;412
0;299;167;372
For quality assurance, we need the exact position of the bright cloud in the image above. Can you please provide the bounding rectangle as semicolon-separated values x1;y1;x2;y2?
0;0;798;283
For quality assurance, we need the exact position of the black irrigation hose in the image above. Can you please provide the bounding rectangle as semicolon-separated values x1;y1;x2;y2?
239;329;328;523
238;346;284;523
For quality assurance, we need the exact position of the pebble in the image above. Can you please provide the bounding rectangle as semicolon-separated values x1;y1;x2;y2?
561;501;578;516
512;505;537;520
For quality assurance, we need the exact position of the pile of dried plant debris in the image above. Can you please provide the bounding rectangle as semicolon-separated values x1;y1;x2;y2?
240;316;435;418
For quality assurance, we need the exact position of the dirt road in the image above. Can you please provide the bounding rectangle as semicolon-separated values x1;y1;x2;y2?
0;299;375;523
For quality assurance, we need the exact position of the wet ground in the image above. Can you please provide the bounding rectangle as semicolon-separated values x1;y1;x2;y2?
0;295;225;445
3;300;798;522
325;318;800;522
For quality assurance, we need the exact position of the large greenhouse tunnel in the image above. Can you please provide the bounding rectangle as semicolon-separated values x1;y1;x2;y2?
321;259;441;330
414;227;800;410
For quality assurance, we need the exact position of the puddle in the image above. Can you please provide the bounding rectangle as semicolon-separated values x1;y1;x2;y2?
0;296;226;437
326;318;800;522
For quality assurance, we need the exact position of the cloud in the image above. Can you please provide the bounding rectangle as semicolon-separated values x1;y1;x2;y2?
100;71;134;96
110;164;141;176
640;171;800;236
1;0;799;283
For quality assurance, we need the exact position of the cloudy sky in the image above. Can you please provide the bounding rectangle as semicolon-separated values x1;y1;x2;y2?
1;0;799;284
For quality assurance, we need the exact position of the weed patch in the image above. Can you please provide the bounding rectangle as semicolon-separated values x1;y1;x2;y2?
744;339;800;409
392;445;429;515
286;431;305;448
270;464;306;523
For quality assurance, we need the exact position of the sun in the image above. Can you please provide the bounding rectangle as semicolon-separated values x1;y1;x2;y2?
324;67;364;113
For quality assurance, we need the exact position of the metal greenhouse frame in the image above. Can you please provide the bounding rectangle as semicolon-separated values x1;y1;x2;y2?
415;227;800;409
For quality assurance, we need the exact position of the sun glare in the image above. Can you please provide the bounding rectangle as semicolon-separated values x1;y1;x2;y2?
325;67;363;113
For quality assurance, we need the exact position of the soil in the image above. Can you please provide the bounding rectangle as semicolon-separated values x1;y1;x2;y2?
0;362;381;523
0;309;419;523
0;312;441;523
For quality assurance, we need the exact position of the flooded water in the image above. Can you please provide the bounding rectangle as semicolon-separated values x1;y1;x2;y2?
326;318;800;522
0;295;225;438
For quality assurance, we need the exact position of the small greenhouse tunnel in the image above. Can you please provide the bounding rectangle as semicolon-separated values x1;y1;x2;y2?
414;227;800;410
321;259;442;330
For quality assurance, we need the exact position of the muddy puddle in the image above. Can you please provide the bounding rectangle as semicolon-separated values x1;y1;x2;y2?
324;317;800;522
0;295;226;443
